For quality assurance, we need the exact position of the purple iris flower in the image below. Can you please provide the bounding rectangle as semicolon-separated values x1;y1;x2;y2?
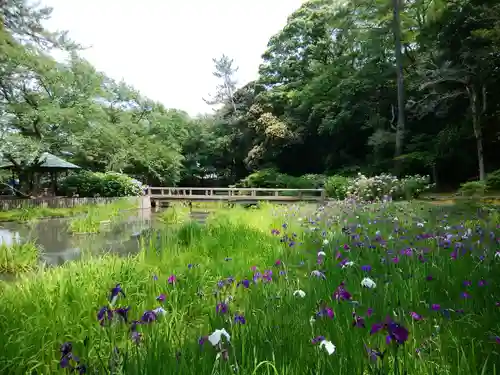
131;330;142;344
316;307;334;319
109;284;125;303
168;275;177;284
263;270;273;282
237;279;250;288
370;318;409;345
365;345;385;361
311;336;325;344
114;306;130;323
410;312;423;321
97;306;113;326
216;302;228;314
60;342;86;373
333;282;351;301
141;310;157;323
352;313;365;328
234;314;246;324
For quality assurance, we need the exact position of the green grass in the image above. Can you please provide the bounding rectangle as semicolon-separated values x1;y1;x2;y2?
0;202;498;374
174;201;232;210
0;241;40;273
68;207;123;234
157;203;191;225
0;198;140;223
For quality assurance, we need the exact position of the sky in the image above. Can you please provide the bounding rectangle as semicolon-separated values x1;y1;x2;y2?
41;0;305;116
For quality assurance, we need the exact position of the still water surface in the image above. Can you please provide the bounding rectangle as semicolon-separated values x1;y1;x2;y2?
0;209;210;266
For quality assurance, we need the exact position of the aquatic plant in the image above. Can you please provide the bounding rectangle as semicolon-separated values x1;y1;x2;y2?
0;241;39;273
0;202;498;374
68;202;137;234
158;204;191;225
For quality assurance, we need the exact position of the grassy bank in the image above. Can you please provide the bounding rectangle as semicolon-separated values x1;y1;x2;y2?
68;204;130;234
157;203;191;225
0;198;140;223
0;202;498;374
0;242;39;273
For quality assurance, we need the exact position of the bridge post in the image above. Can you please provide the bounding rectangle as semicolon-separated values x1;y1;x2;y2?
320;189;326;202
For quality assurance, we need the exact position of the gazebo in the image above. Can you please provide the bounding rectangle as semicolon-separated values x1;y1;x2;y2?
0;152;81;196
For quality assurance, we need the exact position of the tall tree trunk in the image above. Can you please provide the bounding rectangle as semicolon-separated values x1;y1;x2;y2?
393;0;406;175
467;84;486;180
224;79;237;113
431;163;438;187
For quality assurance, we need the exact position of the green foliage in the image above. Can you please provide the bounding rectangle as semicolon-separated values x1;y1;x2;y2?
68;206;122;234
60;171;143;198
0;4;194;190
485;169;500;191
158;204;190;225
2;0;500;197
236;169;324;189
175;221;204;246
300;174;327;188
400;175;435;199
0;241;39;273
324;175;350;199
457;180;487;197
0;170;10;184
202;0;500;189
0;200;137;223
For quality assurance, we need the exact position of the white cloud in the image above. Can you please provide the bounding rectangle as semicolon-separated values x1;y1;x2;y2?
41;0;305;115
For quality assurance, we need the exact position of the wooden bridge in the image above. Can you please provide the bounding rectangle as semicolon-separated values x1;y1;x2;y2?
147;187;325;204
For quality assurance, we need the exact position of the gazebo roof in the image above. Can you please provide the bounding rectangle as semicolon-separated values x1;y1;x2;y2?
0;152;81;170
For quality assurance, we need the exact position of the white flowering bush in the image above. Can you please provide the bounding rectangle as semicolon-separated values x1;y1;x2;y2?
346;173;432;201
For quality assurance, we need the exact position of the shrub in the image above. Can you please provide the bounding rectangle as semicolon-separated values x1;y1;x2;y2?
300;174;327;188
237;169;324;189
457;180;487;197
324;175;350;199
485;169;500;191
60;171;144;197
236;169;284;188
100;172;144;197
346;173;432;201
399;175;434;199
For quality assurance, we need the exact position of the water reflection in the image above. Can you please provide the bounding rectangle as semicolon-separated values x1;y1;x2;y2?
0;209;212;267
0;209;155;266
0;228;21;246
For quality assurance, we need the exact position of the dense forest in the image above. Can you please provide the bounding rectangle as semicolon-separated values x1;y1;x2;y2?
1;0;500;191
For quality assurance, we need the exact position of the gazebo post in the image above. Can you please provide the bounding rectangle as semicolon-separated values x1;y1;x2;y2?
51;171;57;196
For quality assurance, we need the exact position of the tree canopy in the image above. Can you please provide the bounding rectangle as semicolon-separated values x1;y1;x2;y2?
1;0;500;191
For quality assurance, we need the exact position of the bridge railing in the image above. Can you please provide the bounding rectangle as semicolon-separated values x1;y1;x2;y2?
147;187;325;201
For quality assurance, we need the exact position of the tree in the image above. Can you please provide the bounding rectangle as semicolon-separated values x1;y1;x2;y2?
392;0;406;172
1;0;77;49
3;0;500;197
417;0;500;180
204;54;239;112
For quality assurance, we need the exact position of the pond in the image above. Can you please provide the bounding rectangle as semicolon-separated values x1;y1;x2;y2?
0;208;211;267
